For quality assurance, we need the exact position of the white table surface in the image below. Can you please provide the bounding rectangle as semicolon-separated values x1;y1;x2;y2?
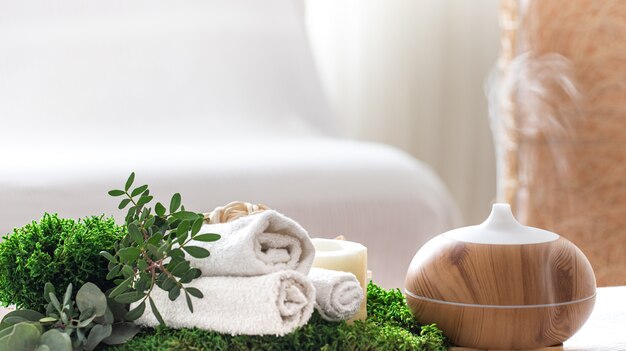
1;287;624;350
563;286;626;351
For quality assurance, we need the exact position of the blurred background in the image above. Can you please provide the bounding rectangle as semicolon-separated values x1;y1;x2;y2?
306;0;499;224
1;0;623;287
0;0;498;288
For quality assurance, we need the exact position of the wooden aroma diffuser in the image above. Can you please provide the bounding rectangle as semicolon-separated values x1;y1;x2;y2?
405;204;596;350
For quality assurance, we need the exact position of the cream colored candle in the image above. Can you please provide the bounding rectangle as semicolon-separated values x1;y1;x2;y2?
311;238;368;321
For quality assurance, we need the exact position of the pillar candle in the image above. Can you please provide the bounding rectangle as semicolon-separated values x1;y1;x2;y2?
311;238;368;321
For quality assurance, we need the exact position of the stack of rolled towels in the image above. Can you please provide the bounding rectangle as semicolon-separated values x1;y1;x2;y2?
133;209;364;335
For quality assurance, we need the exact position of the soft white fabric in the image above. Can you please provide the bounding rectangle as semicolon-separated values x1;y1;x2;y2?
188;210;315;276
308;267;363;322
133;270;315;336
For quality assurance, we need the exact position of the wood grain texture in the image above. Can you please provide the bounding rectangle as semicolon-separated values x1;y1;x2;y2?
405;236;596;349
451;346;563;351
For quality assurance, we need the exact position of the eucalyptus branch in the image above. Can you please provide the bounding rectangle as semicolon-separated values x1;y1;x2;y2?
102;172;221;326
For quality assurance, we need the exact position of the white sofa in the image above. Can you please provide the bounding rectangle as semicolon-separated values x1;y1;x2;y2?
0;0;461;288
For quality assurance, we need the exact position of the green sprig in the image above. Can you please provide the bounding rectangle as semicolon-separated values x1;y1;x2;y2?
103;172;221;326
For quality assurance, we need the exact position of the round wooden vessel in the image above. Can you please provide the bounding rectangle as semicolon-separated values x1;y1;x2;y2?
405;204;596;350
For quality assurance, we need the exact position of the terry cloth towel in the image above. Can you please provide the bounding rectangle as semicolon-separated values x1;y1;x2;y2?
309;267;364;322
133;270;315;336
188;210;315;276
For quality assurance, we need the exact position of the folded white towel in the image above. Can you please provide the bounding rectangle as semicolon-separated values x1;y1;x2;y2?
187;210;315;276
308;267;364;322
134;270;315;336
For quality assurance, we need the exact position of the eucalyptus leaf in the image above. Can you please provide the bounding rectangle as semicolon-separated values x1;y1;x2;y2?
0;323;12;337
106;296;128;323
102;323;140;346
1;310;44;324
39;329;72;351
0;322;41;350
2;316;28;326
78;307;96;327
76;328;85;345
38;317;58;324
49;293;61;313
94;306;115;325
44;283;55;304
76;282;107;317
62;283;73;308
85;324;112;351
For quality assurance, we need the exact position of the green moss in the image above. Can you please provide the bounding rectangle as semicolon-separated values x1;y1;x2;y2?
104;282;448;351
0;213;125;311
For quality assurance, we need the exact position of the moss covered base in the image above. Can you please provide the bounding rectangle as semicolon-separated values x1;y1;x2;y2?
105;283;448;351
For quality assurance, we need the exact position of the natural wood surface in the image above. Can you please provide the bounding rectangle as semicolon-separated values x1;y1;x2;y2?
450;346;562;351
405;236;596;349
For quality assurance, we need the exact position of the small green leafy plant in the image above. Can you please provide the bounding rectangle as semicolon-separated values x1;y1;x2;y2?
0;282;139;351
0;214;124;311
103;173;221;325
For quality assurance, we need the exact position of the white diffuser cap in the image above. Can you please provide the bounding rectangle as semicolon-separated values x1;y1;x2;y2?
443;203;559;245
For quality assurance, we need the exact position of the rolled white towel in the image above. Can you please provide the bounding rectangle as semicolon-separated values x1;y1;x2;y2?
186;210;315;276
134;270;315;336
309;267;364;322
